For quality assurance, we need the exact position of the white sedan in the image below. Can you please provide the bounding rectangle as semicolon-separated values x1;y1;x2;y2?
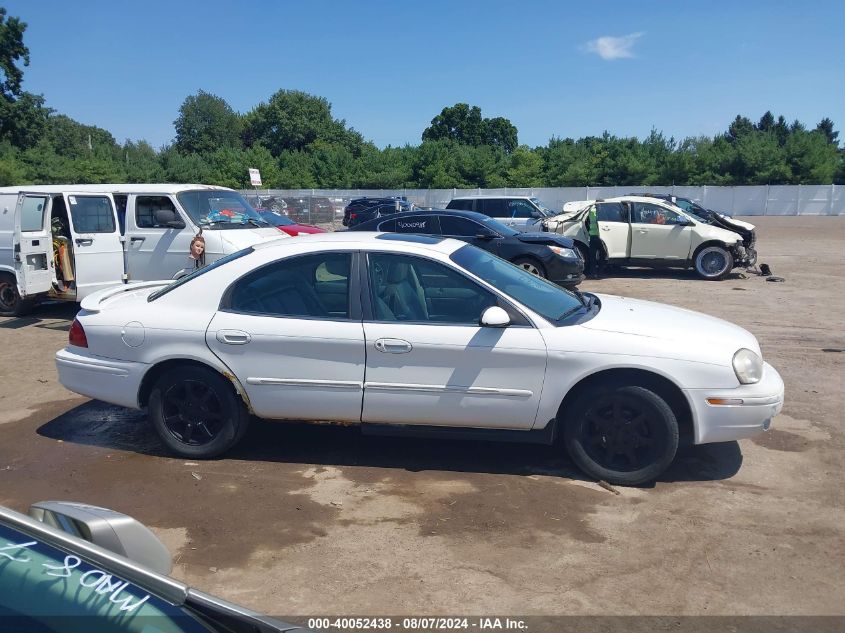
56;233;784;485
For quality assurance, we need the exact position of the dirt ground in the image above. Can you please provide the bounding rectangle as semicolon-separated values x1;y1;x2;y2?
0;216;843;618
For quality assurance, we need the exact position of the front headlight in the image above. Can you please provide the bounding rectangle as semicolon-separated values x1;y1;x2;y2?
733;348;763;384
548;245;578;259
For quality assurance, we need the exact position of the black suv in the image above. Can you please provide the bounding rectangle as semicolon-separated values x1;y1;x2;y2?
342;197;413;227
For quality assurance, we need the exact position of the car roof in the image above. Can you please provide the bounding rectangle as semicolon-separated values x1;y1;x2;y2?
251;230;464;255
352;207;496;228
0;183;233;195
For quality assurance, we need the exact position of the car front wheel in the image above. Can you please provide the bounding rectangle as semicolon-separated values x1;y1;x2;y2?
694;245;733;280
149;366;250;458
563;385;679;485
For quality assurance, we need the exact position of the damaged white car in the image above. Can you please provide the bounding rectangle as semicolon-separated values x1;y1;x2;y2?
543;196;757;280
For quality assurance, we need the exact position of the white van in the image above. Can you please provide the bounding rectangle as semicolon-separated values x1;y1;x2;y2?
0;184;286;316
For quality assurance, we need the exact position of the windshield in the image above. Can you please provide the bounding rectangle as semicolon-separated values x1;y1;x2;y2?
259;211;295;226
450;245;585;323
674;198;712;222
176;190;269;230
529;197;554;216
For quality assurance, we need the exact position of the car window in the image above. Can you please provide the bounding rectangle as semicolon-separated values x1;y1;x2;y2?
149;247;254;302
440;216;486;237
368;253;497;324
68;195;116;233
0;522;212;631
477;199;509;217
509;200;536;218
395;215;440;234
447;199;473;211
176;190;266;229
135;196;178;229
631;202;670;225
662;209;688;225
227;252;350;319
20;196;48;232
596;202;627;223
450;245;583;324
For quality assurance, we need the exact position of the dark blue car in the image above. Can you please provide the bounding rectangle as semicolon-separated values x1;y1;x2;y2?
349;208;584;288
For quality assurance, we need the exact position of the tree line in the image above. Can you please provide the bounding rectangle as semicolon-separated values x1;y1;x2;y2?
1;7;843;189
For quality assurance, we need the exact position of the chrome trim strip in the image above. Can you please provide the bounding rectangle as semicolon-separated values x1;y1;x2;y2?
246;377;363;390
364;382;533;398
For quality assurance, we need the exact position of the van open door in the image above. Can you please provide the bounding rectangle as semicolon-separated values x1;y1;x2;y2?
62;192;124;300
13;192;53;299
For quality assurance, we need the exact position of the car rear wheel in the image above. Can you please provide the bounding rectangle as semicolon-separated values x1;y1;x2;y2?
149;366;250;458
512;257;546;278
694;245;733;280
563;385;679;485
0;273;34;317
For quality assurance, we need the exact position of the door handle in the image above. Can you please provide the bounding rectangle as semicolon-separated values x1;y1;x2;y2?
637;229;649;234
601;226;611;231
216;330;251;345
130;236;145;243
75;238;93;246
374;338;412;354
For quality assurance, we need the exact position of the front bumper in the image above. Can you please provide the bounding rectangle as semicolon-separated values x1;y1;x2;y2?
545;255;585;288
685;361;784;444
56;347;148;409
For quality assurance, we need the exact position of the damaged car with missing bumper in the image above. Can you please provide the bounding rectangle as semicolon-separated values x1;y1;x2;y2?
543;196;756;280
56;233;783;486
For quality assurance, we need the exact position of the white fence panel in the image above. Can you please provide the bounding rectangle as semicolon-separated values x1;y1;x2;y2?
244;185;845;218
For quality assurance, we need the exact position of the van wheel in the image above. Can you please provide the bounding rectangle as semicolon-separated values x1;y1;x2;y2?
0;274;34;317
694;245;733;280
149;365;250;458
513;257;546;278
563;385;679;486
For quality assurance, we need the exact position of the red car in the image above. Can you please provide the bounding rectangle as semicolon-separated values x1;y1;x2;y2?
258;210;326;236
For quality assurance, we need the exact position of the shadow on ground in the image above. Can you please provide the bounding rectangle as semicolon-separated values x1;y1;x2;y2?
36;400;744;486
0;301;78;330
593;267;756;282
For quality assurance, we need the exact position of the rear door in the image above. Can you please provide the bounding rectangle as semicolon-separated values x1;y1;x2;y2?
596;202;631;259
63;192;124;298
629;202;693;260
13;193;53;297
206;251;366;421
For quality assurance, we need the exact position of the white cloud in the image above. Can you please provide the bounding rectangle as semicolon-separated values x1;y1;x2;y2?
584;32;644;60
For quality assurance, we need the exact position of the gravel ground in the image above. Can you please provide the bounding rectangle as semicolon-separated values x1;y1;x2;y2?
0;216;843;618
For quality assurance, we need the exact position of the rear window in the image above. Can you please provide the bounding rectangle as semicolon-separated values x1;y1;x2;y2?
447;199;474;211
148;247;253;302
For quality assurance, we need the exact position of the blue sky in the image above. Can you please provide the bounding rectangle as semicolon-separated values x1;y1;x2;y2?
6;0;844;149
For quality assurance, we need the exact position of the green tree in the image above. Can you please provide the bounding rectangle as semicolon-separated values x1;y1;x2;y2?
0;91;49;148
243;90;362;157
422;103;518;153
174;90;242;154
815;118;839;146
0;7;28;100
506;146;543;186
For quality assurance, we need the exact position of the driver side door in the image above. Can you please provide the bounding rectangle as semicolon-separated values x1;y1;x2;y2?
361;252;547;429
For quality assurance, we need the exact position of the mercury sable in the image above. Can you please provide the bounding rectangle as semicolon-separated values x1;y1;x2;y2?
56;233;784;485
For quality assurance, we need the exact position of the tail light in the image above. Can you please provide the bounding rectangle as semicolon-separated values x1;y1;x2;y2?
69;319;88;348
350;213;357;220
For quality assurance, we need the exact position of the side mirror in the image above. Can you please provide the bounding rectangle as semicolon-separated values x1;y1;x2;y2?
29;501;173;575
680;220;695;227
475;232;496;240
479;305;510;328
154;208;185;229
530;210;543;219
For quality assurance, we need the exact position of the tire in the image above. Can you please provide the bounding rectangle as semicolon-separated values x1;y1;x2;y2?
0;273;34;317
694;245;733;280
563;385;679;486
512;257;546;278
149;365;250;458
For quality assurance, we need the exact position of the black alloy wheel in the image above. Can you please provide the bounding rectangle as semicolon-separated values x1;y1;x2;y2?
149;366;249;458
564;385;678;485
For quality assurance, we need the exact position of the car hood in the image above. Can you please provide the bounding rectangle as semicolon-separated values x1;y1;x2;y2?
220;227;287;253
715;213;756;231
581;293;761;355
515;232;576;248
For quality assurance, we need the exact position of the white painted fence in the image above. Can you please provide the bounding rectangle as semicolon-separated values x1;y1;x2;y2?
242;184;842;217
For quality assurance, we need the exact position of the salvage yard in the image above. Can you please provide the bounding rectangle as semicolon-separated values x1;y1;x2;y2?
0;216;843;616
